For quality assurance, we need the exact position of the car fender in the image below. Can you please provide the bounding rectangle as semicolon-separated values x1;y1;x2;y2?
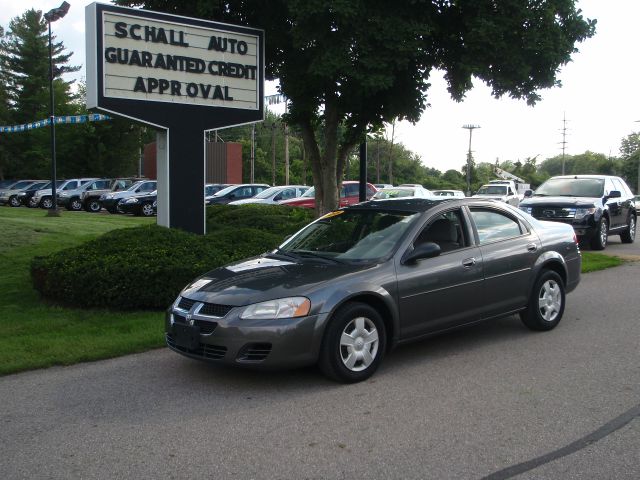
317;281;400;349
531;251;568;288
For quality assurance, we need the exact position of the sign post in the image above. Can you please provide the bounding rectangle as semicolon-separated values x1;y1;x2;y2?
86;3;264;234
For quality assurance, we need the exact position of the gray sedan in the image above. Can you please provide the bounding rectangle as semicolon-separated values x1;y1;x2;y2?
166;198;581;382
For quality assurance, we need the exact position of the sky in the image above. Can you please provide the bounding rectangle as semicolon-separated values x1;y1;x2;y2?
1;0;639;173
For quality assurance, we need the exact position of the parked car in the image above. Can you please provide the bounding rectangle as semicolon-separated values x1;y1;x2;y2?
100;179;157;213
228;185;309;205
57;179;113;211
473;183;520;206
205;183;231;199
280;181;377;209
166;198;581;382
519;175;636;250
14;181;50;207
432;189;466;198
0;180;46;207
372;186;431;199
31;178;97;209
374;183;394;189
82;178;138;212
119;190;157;216
206;184;270;205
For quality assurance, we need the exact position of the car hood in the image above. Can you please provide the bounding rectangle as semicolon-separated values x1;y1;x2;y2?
520;196;599;207
180;255;371;307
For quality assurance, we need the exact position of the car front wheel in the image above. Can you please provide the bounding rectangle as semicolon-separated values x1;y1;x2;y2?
520;270;565;331
67;198;82;211
590;217;608;250
620;215;636;244
9;195;20;207
85;199;102;213
318;302;386;383
140;202;155;217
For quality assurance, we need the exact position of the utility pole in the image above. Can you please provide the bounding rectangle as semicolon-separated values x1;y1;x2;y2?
462;124;480;196
271;123;277;186
635;120;640;194
250;123;255;183
560;113;568;175
284;101;289;185
388;121;395;185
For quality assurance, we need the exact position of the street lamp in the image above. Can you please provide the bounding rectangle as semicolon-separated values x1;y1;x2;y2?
44;1;70;217
462;124;480;196
635;120;640;194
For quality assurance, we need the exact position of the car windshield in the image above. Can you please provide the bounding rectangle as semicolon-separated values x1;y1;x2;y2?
9;181;35;190
373;188;416;199
299;187;315;198
477;185;507;195
534;178;605;197
277;208;420;263
125;182;144;192
254;187;281;199
213;185;239;197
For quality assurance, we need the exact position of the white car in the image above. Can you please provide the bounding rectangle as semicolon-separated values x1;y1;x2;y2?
228;185;309;205
472;184;520;206
372;186;432;199
432;189;466;198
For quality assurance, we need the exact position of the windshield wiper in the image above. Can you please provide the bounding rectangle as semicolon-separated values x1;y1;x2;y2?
266;248;300;261
289;249;344;264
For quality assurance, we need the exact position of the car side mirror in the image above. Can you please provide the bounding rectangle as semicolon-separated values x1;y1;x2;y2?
274;194;282;201
402;242;441;265
524;189;533;198
606;190;621;199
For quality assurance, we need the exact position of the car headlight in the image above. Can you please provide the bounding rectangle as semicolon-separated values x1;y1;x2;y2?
240;297;311;320
18;192;26;197
126;198;139;204
574;207;596;219
519;206;532;214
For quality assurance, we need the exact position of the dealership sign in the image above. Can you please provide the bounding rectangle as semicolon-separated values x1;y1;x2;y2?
86;3;264;234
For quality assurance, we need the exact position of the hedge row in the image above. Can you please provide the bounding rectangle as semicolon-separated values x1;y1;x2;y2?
31;205;315;310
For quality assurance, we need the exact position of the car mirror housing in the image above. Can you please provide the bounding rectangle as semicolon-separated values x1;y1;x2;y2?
606;190;621;199
402;242;441;265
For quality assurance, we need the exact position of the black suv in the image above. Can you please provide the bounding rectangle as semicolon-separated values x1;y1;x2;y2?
519;175;636;250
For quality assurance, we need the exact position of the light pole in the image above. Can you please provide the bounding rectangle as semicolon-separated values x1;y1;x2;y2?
44;1;70;217
462;124;480;196
635;120;640;194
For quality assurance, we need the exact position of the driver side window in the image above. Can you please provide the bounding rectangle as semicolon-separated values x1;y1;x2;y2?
414;209;467;253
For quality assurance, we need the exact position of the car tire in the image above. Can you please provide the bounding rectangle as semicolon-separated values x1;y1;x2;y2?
520;270;565;331
140;202;155;217
590;217;608;250
67;198;82;211
40;197;53;209
27;198;38;208
9;195;20;207
318;302;386;383
620;215;636;244
85;199;102;213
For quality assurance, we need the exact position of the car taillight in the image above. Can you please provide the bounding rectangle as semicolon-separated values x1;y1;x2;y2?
573;233;579;244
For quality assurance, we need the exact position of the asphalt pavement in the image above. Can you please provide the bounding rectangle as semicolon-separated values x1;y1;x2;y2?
1;258;639;479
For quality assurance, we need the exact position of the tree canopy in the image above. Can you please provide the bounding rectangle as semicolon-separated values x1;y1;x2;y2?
117;0;595;214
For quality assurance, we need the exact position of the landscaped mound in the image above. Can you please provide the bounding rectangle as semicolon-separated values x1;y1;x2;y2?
31;205;314;310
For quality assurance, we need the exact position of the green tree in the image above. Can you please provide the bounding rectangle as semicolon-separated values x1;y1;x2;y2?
116;0;595;214
0;8;80;178
0;26;12;179
619;132;640;193
538;152;622;178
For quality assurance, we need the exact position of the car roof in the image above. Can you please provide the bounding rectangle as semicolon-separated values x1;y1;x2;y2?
548;175;618;180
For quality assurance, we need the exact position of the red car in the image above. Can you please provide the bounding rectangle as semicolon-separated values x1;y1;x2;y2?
280;181;377;208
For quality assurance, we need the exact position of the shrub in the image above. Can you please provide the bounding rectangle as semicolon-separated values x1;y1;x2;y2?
31;205;316;310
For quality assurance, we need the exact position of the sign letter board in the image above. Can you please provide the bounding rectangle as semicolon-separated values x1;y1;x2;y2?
86;2;264;234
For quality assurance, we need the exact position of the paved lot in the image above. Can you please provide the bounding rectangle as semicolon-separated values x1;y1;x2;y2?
1;261;639;479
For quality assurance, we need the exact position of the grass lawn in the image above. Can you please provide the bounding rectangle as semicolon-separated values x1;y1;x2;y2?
0;206;628;376
0;207;163;376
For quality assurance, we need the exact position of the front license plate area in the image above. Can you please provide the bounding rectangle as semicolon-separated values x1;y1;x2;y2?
173;323;201;350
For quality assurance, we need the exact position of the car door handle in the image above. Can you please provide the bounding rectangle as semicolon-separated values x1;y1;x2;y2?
462;257;476;267
526;243;538;252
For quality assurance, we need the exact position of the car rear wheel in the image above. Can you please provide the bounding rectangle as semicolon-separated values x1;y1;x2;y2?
140;202;155;217
620;215;636;244
85;199;102;213
67;198;82;211
590;217;608;250
318;302;386;383
520;270;565;331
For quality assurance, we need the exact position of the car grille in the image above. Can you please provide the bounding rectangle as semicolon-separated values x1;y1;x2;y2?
172;314;217;334
237;343;272;362
199;303;233;317
531;207;576;219
166;333;227;360
176;297;233;318
177;297;196;310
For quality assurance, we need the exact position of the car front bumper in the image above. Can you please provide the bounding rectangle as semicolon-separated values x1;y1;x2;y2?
165;308;328;369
